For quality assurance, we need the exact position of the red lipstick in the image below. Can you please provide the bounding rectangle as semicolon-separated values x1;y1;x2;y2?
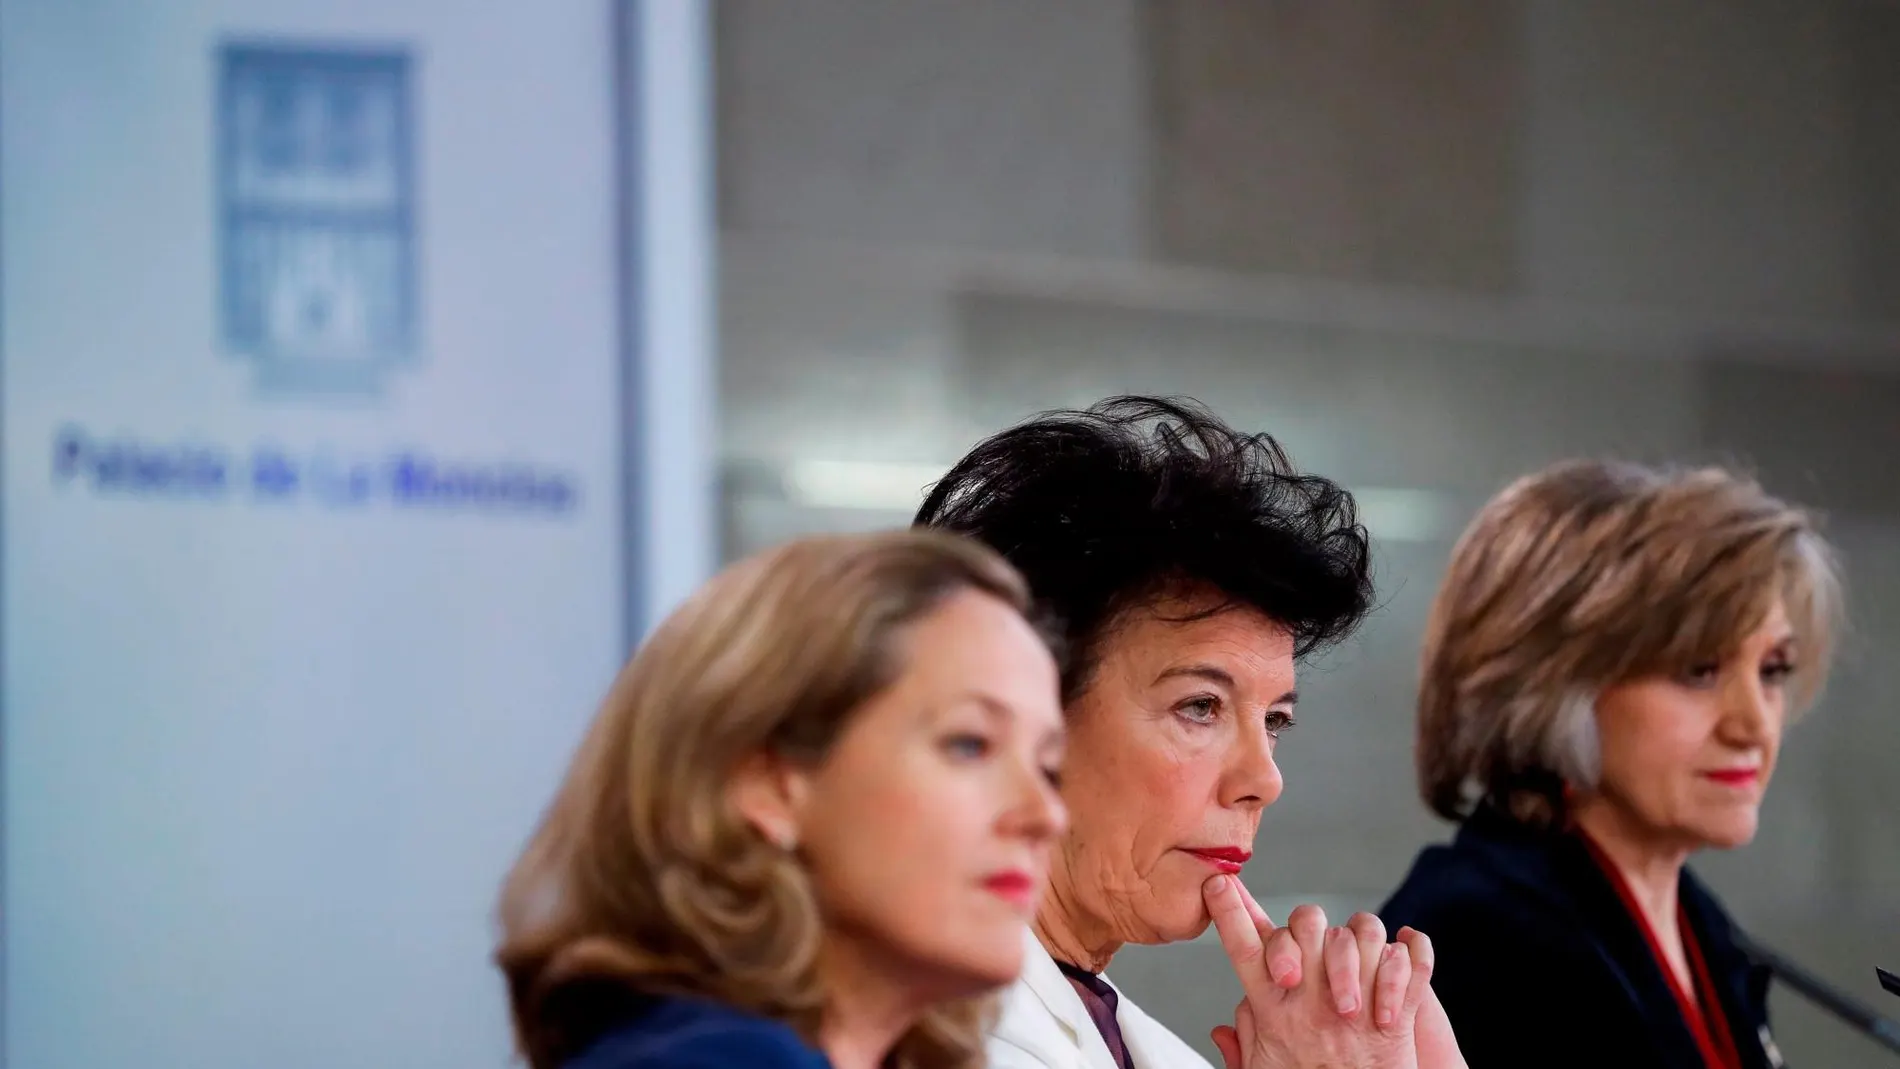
1183;847;1253;875
982;870;1037;909
1703;768;1761;786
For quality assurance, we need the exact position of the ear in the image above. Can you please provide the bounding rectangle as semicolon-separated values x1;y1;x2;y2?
728;749;812;851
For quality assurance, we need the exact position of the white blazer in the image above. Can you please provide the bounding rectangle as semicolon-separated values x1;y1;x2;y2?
987;928;1216;1069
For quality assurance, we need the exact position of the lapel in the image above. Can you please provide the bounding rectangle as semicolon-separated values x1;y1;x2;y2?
994;928;1215;1069
1679;873;1780;1069
1110;981;1217;1069
996;927;1120;1069
1456;811;1775;1069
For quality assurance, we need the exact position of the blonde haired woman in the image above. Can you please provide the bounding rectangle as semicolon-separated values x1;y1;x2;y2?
495;530;1067;1069
1381;461;1844;1069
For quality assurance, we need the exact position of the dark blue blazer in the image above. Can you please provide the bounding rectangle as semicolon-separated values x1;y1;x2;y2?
564;993;832;1069
1380;808;1783;1069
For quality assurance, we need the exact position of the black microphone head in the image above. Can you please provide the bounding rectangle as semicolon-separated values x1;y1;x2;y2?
1879;967;1900;998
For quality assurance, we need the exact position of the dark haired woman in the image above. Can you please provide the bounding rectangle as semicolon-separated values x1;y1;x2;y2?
918;397;1464;1069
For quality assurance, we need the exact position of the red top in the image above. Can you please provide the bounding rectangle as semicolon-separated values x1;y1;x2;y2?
1579;831;1744;1069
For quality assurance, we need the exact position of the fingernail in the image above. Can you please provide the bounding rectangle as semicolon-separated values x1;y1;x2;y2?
1267;956;1290;983
1340;994;1358;1014
1377;1006;1394;1027
1206;874;1235;898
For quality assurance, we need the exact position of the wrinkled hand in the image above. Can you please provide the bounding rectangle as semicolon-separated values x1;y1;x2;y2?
1202;875;1465;1069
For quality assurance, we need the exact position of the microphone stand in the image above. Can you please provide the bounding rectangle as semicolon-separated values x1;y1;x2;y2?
1733;932;1900;1057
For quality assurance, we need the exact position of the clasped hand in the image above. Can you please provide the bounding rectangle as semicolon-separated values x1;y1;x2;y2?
1201;875;1465;1069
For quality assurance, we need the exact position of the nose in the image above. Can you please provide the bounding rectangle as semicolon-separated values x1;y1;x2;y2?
1220;719;1285;811
1000;759;1067;844
1717;672;1779;747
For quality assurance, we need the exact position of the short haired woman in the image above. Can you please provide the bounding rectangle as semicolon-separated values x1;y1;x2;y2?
921;397;1462;1069
495;530;1068;1069
1382;460;1843;1069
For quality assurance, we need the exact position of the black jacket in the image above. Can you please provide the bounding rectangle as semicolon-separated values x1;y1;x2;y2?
1380;809;1783;1069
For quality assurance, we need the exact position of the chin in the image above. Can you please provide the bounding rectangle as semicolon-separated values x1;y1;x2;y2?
1141;889;1215;946
1695;813;1761;850
927;931;1027;993
1703;828;1758;850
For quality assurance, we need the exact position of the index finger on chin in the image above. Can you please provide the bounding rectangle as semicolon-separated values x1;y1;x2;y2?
1202;875;1275;1002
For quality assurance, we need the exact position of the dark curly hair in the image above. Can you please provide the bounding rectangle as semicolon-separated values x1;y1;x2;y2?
915;396;1375;701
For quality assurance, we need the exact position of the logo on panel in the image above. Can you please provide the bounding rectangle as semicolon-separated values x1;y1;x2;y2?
218;45;418;395
48;41;585;517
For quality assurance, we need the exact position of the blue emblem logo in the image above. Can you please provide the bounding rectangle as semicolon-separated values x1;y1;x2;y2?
218;44;417;394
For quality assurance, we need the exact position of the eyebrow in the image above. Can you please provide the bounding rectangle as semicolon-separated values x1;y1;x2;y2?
944;693;1066;745
1154;664;1298;706
942;692;1032;727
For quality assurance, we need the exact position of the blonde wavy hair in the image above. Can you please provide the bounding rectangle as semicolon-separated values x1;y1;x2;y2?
495;530;1040;1069
1418;460;1844;828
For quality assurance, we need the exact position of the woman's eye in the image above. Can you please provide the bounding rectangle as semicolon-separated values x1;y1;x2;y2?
942;733;991;760
1176;697;1219;725
1682;663;1722;688
1041;765;1063;789
1762;660;1796;686
1265;710;1297;737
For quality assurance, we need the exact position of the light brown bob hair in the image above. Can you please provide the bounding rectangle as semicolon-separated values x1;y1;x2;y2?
1417;460;1843;828
495;530;1043;1069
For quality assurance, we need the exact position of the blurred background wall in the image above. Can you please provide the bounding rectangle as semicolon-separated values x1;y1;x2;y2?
713;2;1900;1065
2;2;710;1067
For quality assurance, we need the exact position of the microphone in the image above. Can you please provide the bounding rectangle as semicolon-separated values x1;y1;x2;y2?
1733;932;1900;1057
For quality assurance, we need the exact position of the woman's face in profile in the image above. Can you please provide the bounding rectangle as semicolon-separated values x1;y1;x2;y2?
1592;599;1796;851
787;589;1067;995
1052;587;1297;946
